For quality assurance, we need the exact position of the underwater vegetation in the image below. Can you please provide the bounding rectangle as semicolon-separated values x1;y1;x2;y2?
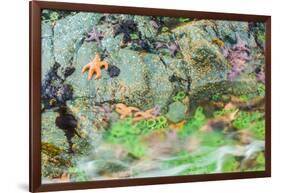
233;111;265;140
178;106;206;137
40;10;266;183
105;119;147;158
172;91;186;102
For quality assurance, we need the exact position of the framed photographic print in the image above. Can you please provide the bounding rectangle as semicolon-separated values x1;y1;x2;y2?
30;1;271;192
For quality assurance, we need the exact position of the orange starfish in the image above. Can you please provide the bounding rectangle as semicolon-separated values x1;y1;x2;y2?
133;108;156;122
82;53;109;80
115;103;140;119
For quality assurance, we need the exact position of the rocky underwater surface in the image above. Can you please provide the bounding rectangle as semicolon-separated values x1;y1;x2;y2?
41;10;266;183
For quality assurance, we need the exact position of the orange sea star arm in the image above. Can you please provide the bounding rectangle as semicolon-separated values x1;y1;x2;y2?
82;62;91;73
93;67;102;80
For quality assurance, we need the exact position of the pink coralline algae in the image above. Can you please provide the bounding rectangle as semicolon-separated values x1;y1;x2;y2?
98;103;116;122
223;33;251;81
151;105;161;116
155;41;180;57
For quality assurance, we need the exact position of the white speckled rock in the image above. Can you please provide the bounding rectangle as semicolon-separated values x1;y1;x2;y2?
41;21;55;78
53;12;102;67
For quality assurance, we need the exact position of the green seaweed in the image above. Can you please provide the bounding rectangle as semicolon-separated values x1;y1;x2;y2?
257;30;265;46
178;17;192;23
172;91;186;102
157;116;168;128
233;83;264;102
233;111;265;140
105;119;145;158
251;119;265;140
200;132;226;147
242;152;265;172
161;26;169;33
104;117;168;158
68;167;89;182
239;94;251;102
213;107;237;118
146;119;157;128
179;107;206;137
162;151;217;175
257;83;265;96
125;139;146;158
130;33;139;40
211;93;222;101
256;152;265;166
134;116;168;134
222;156;239;172
233;111;262;129
163;148;240;175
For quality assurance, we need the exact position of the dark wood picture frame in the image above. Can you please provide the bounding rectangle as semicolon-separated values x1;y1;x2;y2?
30;1;271;192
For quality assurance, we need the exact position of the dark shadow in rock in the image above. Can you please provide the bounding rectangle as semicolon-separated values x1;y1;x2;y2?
107;65;120;78
55;106;81;153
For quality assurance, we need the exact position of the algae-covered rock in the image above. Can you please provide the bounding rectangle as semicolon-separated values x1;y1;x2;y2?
41;109;91;152
67;42;190;109
67;48;152;108
53;12;102;67
65;42;99;97
95;49;151;107
66;98;98;133
141;53;174;108
41;21;55;78
41;109;93;179
166;101;187;123
133;16;158;39
42;111;69;150
43;13;262;111
215;20;257;48
41;112;71;178
173;20;261;104
174;21;229;93
41;142;72;178
65;24;194;109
